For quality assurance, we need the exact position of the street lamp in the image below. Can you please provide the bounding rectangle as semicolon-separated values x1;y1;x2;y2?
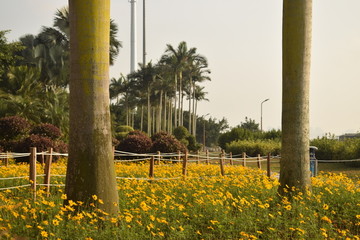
261;98;270;131
202;114;210;151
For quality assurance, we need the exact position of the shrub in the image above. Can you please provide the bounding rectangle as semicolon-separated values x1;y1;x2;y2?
117;134;152;153
127;130;148;137
115;125;134;141
117;125;134;133
0;140;17;152
226;139;281;156
30;123;62;140
173;126;189;140
54;140;68;153
14;135;55;153
151;132;187;153
186;135;202;152
0;116;31;140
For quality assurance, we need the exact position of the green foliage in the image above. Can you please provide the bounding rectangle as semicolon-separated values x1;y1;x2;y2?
226;139;281;156
117;125;134;133
310;137;360;167
151;131;186;153
0;30;24;79
195;116;229;147
115;125;134;142
173;126;189;140
238;117;259;131
186;135;202;152
0;116;31;140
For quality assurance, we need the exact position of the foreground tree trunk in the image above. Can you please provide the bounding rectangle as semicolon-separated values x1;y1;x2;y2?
66;0;119;214
279;0;312;194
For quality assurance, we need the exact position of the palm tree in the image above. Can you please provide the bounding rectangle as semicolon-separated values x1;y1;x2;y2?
279;0;312;195
66;0;119;214
128;62;159;135
193;85;209;137
161;41;198;127
18;6;121;88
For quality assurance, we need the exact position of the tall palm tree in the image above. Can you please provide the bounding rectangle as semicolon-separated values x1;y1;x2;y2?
161;41;198;127
128;62;159;135
66;0;119;214
193;85;209;137
18;6;121;88
279;0;312;195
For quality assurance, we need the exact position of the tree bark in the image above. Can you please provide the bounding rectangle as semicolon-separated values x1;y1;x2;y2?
66;0;119;214
279;0;312;194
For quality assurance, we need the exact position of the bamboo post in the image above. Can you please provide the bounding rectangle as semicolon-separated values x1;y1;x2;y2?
5;151;9;167
206;150;209;165
257;154;262;169
219;151;225;176
44;148;53;197
267;153;271;178
242;152;246;167
157;151;161;165
230;152;233;165
197;150;200;164
182;151;188;177
29;147;37;200
149;156;155;178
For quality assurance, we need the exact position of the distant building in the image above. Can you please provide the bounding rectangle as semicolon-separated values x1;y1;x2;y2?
338;133;360;141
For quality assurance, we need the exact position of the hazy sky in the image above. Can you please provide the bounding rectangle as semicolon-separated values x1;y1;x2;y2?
1;0;360;138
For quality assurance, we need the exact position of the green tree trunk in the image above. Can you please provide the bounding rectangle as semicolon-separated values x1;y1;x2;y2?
66;0;119;214
279;0;312;194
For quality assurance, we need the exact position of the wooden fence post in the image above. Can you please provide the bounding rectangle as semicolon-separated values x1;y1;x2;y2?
206;150;209;165
149;156;155;178
177;151;181;163
29;147;37;200
219;151;225;176
157;151;161;165
197;150;200;164
182;151;188;177
41;151;45;166
257;154;262;169
267;153;271;178
44;148;53;197
242;152;246;167
230;152;233;165
5;151;9;167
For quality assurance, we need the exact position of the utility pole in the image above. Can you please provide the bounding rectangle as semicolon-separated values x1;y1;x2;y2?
129;0;137;73
143;0;146;66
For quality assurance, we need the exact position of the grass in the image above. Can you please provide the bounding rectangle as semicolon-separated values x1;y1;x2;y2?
0;161;359;239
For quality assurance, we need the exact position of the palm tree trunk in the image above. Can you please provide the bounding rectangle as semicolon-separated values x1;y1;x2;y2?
178;71;182;126
147;87;151;134
66;0;119;214
174;74;178;127
192;83;196;136
188;84;192;133
152;106;155;135
158;90;163;132
140;105;144;131
163;92;167;131
279;0;312;195
194;99;198;138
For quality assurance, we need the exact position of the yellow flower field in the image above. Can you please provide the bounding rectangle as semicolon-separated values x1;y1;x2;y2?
0;160;359;239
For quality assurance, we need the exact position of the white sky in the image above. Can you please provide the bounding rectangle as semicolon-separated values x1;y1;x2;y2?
1;0;359;138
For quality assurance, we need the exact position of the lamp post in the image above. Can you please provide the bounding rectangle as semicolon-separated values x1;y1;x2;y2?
202;114;209;151
261;98;269;131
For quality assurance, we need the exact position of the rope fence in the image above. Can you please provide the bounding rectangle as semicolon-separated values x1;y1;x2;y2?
1;147;359;198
